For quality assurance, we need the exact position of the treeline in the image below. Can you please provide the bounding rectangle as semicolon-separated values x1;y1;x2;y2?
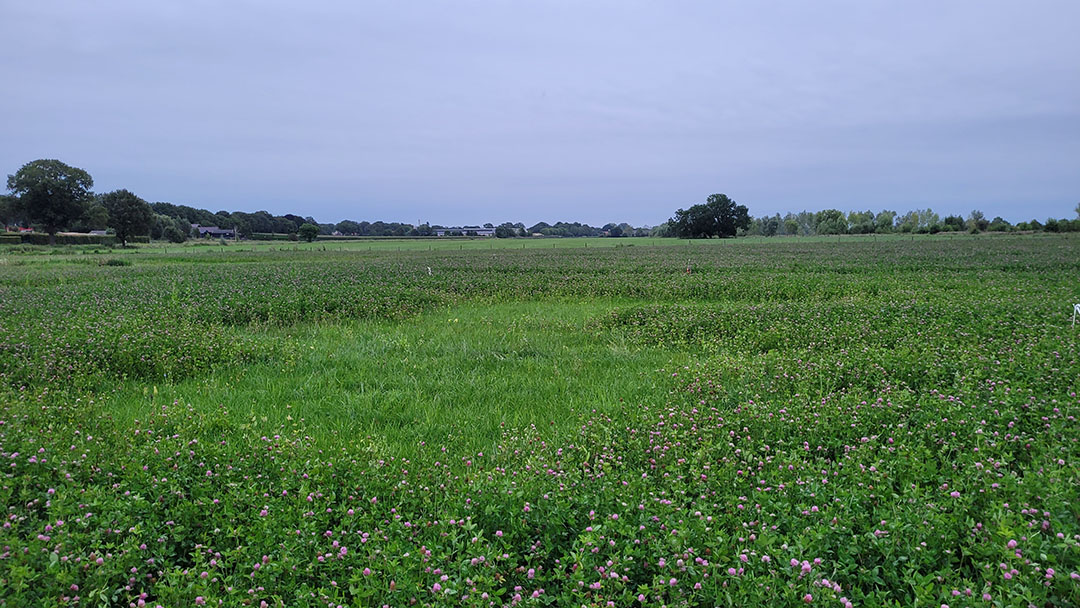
7;159;1079;245
3;159;655;243
738;208;1080;237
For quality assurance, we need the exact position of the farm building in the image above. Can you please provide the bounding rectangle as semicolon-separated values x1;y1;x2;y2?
191;224;237;239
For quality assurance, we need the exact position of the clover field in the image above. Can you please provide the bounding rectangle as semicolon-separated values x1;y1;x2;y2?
1;234;1079;607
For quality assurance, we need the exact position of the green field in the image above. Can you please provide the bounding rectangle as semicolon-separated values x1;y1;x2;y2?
2;234;1079;607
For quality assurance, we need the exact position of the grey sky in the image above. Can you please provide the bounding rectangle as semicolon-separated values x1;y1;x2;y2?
3;1;1078;226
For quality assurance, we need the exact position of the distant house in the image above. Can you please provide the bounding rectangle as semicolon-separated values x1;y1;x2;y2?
191;224;236;239
434;226;495;237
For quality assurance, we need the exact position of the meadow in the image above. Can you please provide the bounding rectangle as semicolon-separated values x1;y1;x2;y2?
1;234;1078;607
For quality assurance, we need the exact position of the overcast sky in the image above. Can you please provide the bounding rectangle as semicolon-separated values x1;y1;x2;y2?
2;1;1078;226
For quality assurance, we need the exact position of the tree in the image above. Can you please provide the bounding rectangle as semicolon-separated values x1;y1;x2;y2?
760;214;780;237
873;210;896;233
814;209;847;235
670;193;750;238
6;159;94;245
650;221;675;237
967;210;988;233
847;210;875;234
335;220;361;235
69;196;109;233
298;222;319;242
988;216;1011;232
102;189;153;247
494;223;517;238
942;215;966;232
0;194;18;228
163;224;187;243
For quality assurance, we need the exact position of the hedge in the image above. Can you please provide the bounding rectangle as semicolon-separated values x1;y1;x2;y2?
249;233;298;241
0;233;150;246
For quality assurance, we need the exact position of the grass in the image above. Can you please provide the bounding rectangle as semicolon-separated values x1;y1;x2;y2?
1;230;1060;265
103;301;693;458
1;234;1078;607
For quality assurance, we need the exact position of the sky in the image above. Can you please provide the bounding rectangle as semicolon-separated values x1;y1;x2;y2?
2;1;1078;227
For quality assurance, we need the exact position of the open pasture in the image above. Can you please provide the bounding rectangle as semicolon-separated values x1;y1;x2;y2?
1;235;1079;607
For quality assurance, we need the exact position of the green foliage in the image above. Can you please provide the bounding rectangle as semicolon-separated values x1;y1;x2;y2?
5;159;94;242
670;193;751;238
967;209;989;232
9;232;119;246
101;189;153;247
298;223;319;242
815;209;847;235
162;224;187;243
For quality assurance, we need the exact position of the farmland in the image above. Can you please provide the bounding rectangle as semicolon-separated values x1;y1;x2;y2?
1;234;1079;607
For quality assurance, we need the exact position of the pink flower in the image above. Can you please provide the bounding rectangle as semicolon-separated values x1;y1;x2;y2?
803;594;813;603
1007;539;1017;548
195;598;205;606
363;568;371;576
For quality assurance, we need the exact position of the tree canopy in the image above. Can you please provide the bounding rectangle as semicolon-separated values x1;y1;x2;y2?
670;193;750;238
102;189;153;247
6;159;94;244
298;222;320;242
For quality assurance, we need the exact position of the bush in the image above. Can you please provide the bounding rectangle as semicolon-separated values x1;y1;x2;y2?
163;225;187;243
16;233;118;246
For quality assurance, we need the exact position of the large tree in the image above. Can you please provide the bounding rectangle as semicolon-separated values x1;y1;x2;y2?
298;222;320;242
6;159;94;245
0;194;18;228
670;193;750;238
102;189;153;247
